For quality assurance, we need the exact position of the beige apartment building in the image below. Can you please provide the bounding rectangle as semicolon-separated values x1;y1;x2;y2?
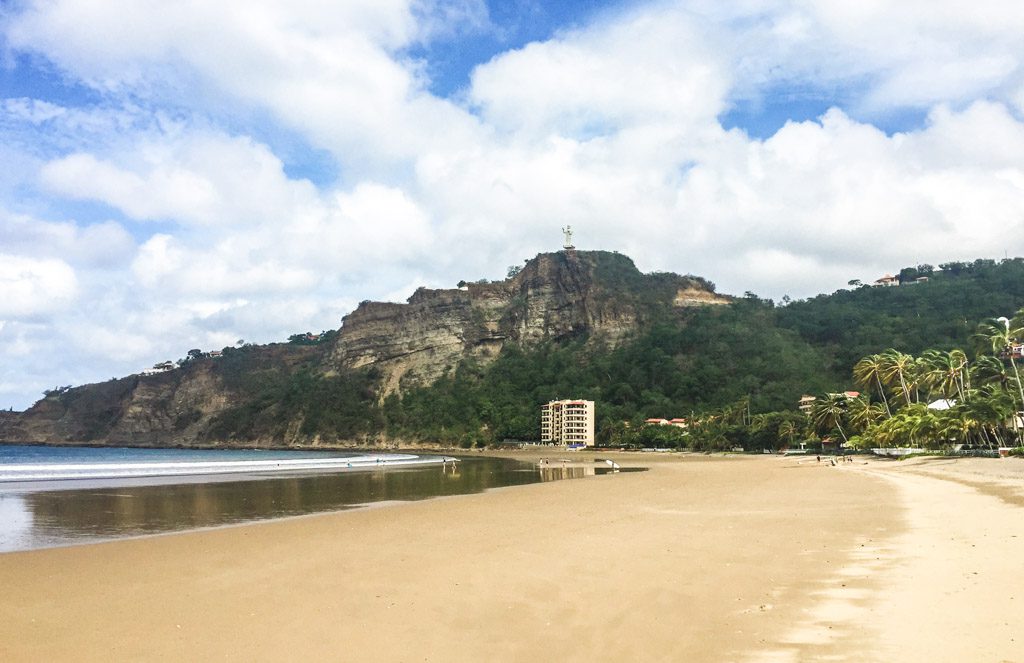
541;399;595;446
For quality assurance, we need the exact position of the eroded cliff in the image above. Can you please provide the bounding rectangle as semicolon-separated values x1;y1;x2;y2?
328;251;728;397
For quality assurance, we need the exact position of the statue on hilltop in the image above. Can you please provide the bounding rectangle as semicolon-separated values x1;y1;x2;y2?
562;225;575;250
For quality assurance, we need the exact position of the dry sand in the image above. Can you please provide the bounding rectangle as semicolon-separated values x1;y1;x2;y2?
0;451;1021;662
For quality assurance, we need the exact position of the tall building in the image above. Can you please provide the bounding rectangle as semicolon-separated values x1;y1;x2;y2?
541;399;595;446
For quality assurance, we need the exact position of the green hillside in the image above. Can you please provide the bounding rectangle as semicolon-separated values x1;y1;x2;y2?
380;258;1024;448
778;259;1024;374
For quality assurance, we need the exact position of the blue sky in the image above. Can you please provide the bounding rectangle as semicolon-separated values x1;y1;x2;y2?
2;0;1024;410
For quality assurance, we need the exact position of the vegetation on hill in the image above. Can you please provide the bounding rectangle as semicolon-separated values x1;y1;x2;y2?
809;310;1024;452
377;258;1024;449
202;343;379;442
777;258;1024;376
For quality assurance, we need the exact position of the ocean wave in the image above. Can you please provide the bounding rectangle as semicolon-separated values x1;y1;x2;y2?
0;454;452;482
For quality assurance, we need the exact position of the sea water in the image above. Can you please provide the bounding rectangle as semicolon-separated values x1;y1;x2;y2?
0;445;447;483
0;445;623;552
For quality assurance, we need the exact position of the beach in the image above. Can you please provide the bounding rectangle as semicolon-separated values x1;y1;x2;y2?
1;451;1021;662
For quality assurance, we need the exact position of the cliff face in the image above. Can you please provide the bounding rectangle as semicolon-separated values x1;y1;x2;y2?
4;343;325;447
327;251;728;396
1;250;728;447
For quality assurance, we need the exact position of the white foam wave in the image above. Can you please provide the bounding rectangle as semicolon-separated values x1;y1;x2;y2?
0;454;455;482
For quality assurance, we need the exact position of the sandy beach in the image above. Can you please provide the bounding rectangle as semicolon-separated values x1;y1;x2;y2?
1;451;1021;662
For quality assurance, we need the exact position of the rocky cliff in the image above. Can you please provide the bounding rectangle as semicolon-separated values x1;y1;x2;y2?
1;250;728;447
329;251;726;395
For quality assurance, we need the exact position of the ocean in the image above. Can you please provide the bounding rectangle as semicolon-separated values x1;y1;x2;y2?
0;445;613;552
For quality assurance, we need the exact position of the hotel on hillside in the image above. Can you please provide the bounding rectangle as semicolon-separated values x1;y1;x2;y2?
541;399;595;446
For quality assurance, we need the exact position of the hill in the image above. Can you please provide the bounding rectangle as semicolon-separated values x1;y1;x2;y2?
3;253;1024;449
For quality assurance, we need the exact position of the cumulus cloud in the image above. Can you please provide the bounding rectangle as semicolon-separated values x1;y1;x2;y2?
711;0;1024;113
0;254;78;318
2;0;1024;409
0;211;134;267
469;8;729;137
3;0;486;174
669;104;1024;295
40;134;320;226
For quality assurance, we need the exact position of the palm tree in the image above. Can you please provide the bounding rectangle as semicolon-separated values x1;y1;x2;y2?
971;354;1010;391
777;420;799;448
879;349;917;406
973;319;1024;411
968;385;1016;448
937;407;976;447
973;319;1024;446
847;395;885;434
811;393;850;442
853;354;893;417
906;404;941;448
920;349;969;402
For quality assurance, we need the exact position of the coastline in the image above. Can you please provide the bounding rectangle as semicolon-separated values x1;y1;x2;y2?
1;452;1021;661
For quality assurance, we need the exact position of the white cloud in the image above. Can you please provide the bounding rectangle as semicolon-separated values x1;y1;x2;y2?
131;233;318;296
70;324;155;362
669;104;1024;295
40;134;319;226
2;0;1024;410
469;8;728;138
715;0;1024;112
4;0;486;174
0;254;78;317
0;211;134;267
2;98;66;124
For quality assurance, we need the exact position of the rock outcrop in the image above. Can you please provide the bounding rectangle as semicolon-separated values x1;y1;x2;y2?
328;251;726;396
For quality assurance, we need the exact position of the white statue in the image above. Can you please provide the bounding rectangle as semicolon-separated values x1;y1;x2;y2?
561;225;574;249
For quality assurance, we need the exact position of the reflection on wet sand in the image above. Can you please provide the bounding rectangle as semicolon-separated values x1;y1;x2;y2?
536;458;634;482
0;457;641;552
539;465;598;481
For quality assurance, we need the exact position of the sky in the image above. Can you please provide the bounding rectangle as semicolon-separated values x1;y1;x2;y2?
2;0;1024;410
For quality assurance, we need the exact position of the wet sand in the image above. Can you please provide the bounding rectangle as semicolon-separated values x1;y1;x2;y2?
0;452;1021;661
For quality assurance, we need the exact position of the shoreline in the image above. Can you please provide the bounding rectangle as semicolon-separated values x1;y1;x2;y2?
0;454;609;554
1;453;1021;661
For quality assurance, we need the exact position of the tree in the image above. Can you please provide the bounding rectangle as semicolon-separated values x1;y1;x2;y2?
919;349;968;402
777;420;799;448
506;265;522;279
898;266;919;284
853;354;893;417
811;393;850;442
879;349;916;406
971;354;1010;390
847;395;885;434
973;319;1024;419
939;261;967;276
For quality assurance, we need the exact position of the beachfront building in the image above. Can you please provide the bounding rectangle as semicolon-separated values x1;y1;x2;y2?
541;399;595;446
